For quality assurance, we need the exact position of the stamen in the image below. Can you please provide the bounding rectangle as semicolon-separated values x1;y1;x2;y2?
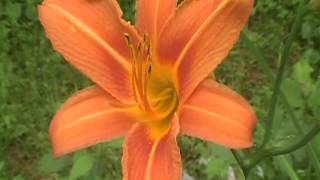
140;34;152;112
125;33;141;104
124;33;153;112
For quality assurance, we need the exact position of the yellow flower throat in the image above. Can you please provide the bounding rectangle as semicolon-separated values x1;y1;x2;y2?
125;34;178;139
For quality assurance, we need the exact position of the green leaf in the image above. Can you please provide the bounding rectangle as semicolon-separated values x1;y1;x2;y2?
308;81;320;118
107;138;123;149
292;59;313;81
206;158;229;179
12;175;24;180
25;5;37;20
282;79;304;108
0;161;4;171
5;2;22;22
309;90;320;106
38;154;70;173
292;59;314;93
209;144;234;162
301;21;314;39
69;153;94;180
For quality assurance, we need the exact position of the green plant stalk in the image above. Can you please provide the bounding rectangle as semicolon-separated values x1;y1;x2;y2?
231;150;246;171
277;156;301;180
231;150;250;178
94;144;105;177
241;30;297;131
260;0;307;148
285;98;320;175
234;2;320;176
240;31;274;79
243;124;320;175
241;30;320;176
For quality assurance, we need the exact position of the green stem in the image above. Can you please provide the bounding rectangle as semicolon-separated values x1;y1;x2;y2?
94;144;104;177
242;28;320;178
277;156;301;180
260;0;307;148
231;150;246;172
241;31;274;79
307;146;320;172
284;95;320;175
244;124;320;173
232;0;317;176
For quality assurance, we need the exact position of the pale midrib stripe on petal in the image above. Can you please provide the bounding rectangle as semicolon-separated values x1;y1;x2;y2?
47;4;131;71
145;139;160;180
173;0;234;72
53;108;129;137
183;104;250;131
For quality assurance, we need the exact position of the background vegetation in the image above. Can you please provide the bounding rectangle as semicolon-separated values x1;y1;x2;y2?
0;0;320;179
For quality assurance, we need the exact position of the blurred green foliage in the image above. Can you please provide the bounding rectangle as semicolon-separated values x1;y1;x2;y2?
0;0;320;179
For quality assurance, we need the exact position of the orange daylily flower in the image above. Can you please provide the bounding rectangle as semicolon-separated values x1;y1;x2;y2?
38;0;256;179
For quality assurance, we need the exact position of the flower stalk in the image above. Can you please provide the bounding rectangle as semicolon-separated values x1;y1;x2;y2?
231;0;320;177
260;0;308;148
241;28;320;179
232;124;320;177
244;124;320;176
232;1;320;177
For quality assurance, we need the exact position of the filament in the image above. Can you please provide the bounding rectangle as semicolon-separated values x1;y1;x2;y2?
124;33;152;112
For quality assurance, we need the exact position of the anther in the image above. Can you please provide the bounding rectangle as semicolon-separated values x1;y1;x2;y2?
124;33;155;113
124;33;131;46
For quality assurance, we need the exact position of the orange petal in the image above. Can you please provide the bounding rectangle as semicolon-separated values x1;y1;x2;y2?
50;86;134;157
122;116;181;180
179;79;256;148
135;0;176;43
157;0;253;102
38;0;141;104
